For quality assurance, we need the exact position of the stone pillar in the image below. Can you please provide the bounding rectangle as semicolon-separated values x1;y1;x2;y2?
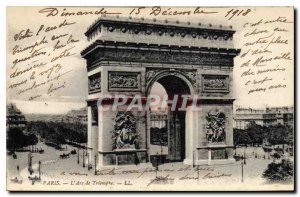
146;111;151;163
91;105;99;169
183;105;199;165
86;106;93;165
96;105;104;169
195;104;235;165
225;106;234;160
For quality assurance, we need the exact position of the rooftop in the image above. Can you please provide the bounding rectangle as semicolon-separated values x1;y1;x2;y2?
235;107;294;115
85;15;235;37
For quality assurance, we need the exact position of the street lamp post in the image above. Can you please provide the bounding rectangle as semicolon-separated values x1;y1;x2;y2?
160;139;163;165
87;153;90;170
155;152;159;179
86;143;88;156
192;150;195;168
244;147;246;165
28;152;33;173
255;146;258;158
94;155;97;175
38;161;41;180
83;148;85;167
241;162;244;183
27;153;30;168
29;152;32;167
197;165;200;185
77;147;80;164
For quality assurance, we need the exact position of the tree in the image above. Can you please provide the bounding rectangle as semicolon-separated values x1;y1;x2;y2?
25;133;38;146
7;127;25;150
233;123;293;146
267;125;286;145
263;159;293;183
7;127;38;150
233;129;251;146
26;120;87;145
6;103;40;150
246;122;264;145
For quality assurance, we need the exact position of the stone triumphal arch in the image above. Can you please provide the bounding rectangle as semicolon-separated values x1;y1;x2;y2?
81;16;240;169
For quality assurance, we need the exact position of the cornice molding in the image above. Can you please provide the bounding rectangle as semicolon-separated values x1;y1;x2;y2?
81;40;240;70
85;17;236;42
81;40;240;57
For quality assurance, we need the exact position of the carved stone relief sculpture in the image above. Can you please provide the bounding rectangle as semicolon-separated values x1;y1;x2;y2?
112;111;138;150
108;71;141;91
202;75;229;92
88;72;101;93
205;110;226;144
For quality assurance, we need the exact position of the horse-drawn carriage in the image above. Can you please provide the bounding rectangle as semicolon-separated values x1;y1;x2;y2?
28;175;41;184
28;175;40;181
60;153;70;159
70;149;77;155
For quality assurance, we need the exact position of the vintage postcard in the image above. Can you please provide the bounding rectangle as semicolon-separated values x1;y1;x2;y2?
6;6;294;191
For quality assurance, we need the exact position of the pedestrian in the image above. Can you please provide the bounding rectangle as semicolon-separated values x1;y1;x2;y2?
17;165;19;171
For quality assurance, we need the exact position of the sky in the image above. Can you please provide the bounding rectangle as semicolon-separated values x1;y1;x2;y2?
6;7;294;114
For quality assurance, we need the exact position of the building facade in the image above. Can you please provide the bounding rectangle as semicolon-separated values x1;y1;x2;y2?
81;16;240;169
234;107;294;129
65;108;88;124
6;103;27;129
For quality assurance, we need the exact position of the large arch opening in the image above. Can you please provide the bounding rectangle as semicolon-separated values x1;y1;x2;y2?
148;73;192;164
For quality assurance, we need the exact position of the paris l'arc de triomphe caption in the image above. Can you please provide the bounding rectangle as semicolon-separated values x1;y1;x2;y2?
81;15;240;169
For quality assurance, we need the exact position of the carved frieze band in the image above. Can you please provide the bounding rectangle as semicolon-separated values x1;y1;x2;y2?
108;71;141;91
88;72;101;94
86;47;234;70
202;74;229;93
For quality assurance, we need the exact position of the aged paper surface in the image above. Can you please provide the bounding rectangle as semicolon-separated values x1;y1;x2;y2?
6;7;294;191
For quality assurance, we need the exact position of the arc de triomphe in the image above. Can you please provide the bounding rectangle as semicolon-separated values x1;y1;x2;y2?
81;16;240;169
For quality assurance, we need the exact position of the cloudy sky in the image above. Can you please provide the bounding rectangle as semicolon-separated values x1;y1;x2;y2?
7;7;294;114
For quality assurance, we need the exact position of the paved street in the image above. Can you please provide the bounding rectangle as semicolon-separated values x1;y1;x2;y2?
7;142;75;179
7;145;293;191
